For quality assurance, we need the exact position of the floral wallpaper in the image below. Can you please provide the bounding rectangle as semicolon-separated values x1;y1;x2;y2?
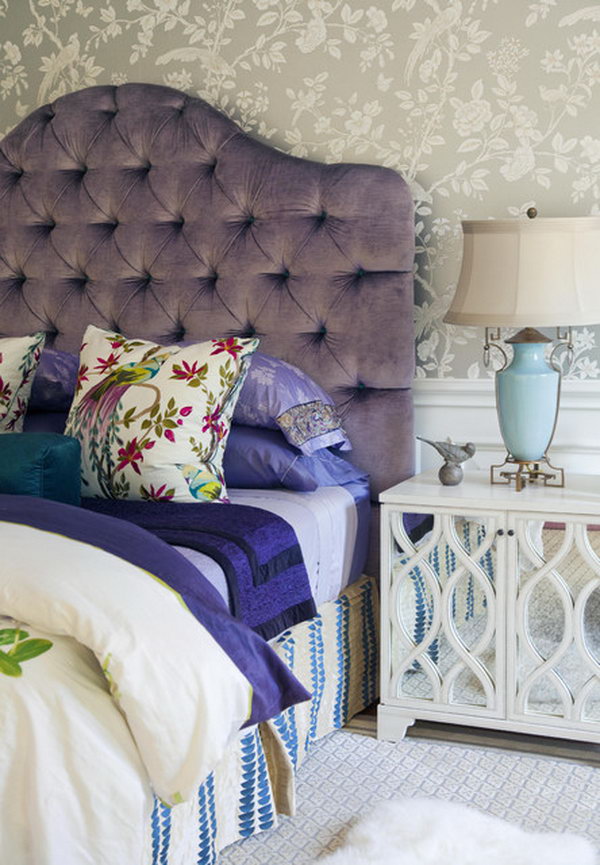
0;0;599;379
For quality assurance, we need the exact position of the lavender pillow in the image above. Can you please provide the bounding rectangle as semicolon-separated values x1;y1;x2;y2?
224;426;318;491
29;348;78;412
224;425;367;492
234;353;350;455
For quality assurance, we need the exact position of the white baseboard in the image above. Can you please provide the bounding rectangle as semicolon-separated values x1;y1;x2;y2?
413;378;600;476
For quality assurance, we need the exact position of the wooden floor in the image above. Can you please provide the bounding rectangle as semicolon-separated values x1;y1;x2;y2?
345;703;600;769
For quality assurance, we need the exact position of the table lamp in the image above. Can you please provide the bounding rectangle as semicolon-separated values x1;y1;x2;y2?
444;210;600;490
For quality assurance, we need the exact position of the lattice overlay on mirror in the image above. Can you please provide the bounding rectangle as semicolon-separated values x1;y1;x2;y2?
514;521;600;725
388;513;500;713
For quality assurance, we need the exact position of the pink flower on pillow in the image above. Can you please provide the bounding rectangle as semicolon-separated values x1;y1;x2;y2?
95;353;121;374
211;337;243;359
0;376;12;405
171;360;207;383
116;438;154;475
202;406;224;436
76;364;89;393
140;483;175;502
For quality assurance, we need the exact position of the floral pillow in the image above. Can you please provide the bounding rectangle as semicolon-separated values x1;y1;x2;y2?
0;333;45;433
65;326;259;502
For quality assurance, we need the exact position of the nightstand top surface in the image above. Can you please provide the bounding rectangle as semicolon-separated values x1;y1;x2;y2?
380;470;600;516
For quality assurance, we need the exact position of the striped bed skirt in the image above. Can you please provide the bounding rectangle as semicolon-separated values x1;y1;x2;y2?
147;574;379;864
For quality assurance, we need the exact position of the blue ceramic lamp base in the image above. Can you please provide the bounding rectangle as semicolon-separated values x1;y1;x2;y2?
489;327;565;491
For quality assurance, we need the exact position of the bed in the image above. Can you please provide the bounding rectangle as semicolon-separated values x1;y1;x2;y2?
0;83;415;864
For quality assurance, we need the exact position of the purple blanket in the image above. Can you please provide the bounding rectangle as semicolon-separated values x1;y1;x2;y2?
82;499;317;641
0;495;310;725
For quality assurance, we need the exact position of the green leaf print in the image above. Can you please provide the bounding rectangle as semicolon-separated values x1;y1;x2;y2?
0;650;22;677
11;639;53;663
0;628;29;646
0;628;53;676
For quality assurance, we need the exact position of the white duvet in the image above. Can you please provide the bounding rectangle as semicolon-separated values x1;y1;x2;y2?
0;521;254;865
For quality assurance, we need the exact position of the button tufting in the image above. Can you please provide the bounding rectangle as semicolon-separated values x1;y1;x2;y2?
79;166;88;175
357;381;366;390
356;268;365;278
281;269;290;279
318;325;327;336
246;215;255;225
318;210;328;221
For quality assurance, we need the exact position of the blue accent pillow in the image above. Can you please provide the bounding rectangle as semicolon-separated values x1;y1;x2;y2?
0;433;81;505
224;425;367;492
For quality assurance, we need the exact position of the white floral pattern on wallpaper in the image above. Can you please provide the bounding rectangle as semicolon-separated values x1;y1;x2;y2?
0;0;599;379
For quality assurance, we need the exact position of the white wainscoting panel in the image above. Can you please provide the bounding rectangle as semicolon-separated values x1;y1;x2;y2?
413;379;600;477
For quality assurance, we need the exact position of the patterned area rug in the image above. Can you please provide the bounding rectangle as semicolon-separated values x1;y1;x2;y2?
218;730;600;864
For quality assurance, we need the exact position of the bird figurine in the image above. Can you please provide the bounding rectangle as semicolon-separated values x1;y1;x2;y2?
417;436;476;486
177;464;223;502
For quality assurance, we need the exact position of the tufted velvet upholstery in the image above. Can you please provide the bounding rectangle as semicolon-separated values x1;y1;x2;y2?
0;83;415;515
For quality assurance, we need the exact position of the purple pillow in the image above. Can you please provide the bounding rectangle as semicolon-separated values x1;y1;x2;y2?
224;425;367;492
23;411;68;434
234;353;351;455
224;426;318;491
29;348;78;412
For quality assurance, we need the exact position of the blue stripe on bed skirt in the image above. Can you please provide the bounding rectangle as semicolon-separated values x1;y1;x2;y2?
333;596;351;728
197;772;217;865
305;617;325;749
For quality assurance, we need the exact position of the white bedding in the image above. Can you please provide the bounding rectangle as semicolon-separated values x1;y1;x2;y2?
0;521;254;864
175;486;359;609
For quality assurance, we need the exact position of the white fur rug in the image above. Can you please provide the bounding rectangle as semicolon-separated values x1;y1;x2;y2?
318;798;597;865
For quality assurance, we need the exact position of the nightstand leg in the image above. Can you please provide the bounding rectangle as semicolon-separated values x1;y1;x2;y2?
377;705;415;741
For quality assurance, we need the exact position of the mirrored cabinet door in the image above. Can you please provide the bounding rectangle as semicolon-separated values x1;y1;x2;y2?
383;509;505;718
509;517;600;732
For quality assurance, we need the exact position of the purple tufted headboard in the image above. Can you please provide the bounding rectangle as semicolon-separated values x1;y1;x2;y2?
0;83;415;534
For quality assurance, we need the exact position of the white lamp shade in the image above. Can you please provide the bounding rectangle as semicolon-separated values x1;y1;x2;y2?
444;217;600;328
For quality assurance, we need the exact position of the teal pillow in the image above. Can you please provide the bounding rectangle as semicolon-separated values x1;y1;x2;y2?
0;433;81;505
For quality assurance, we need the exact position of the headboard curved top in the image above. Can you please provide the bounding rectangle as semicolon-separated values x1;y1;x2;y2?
0;82;415;497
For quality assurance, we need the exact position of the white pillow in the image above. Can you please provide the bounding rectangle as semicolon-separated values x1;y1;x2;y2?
0;333;45;433
65;326;259;502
